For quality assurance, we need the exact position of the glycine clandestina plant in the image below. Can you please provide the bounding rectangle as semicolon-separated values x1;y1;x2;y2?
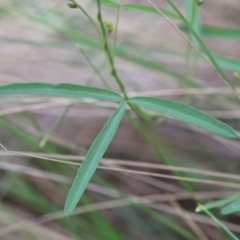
0;0;237;216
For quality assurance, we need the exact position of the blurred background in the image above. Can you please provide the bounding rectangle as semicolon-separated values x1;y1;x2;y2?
0;0;240;239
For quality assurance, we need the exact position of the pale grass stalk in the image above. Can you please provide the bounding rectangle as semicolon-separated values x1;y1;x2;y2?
1;150;240;189
128;87;240;98
0;161;70;183
3;98;240;120
1;151;240;182
0;143;8;151
99;167;240;189
0;101;72;117
1;160;237;201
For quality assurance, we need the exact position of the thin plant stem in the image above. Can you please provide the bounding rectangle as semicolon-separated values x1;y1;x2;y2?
113;4;121;56
96;0;155;123
78;45;111;89
71;0;102;40
39;104;72;148
3;149;240;189
182;0;197;104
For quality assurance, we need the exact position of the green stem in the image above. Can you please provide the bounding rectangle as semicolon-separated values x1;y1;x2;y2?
96;0;128;100
96;1;158;124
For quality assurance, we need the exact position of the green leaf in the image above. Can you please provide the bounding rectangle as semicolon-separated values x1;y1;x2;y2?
0;83;122;101
64;103;126;216
129;97;237;138
123;4;180;20
196;194;240;212
221;198;240;215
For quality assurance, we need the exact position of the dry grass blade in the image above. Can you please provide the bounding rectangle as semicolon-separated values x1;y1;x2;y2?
1;150;240;189
0;101;73;117
1;151;240;181
128;87;240;98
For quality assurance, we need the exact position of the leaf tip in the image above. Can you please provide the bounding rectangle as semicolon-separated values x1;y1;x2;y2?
64;202;73;217
225;129;238;139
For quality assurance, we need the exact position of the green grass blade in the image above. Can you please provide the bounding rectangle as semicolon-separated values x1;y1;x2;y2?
221;198;240;215
198;204;239;240
214;54;240;72
116;49;198;87
64;103;126;216
180;25;240;39
235;73;240;82
196;194;240;212
183;0;201;46
167;0;236;93
93;0;117;7
5;7;102;49
0;83;122;101
129;96;237;138
123;4;180;20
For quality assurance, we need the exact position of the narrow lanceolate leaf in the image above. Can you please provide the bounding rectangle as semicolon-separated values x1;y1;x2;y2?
221;198;240;215
0;83;122;101
129;97;237;138
64;103;126;216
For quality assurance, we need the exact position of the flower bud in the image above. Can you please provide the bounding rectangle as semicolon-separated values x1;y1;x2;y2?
67;2;77;8
103;21;114;34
